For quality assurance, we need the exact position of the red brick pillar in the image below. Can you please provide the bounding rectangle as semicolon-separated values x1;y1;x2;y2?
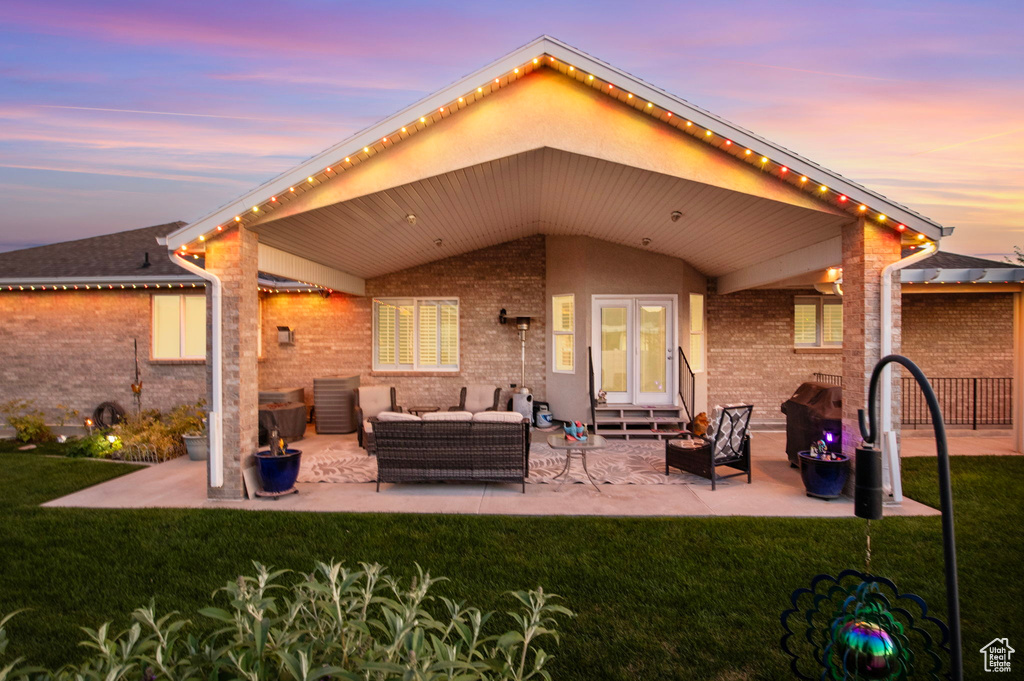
841;217;902;491
204;227;260;499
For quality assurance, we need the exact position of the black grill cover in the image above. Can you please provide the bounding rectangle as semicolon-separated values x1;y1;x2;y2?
781;382;842;465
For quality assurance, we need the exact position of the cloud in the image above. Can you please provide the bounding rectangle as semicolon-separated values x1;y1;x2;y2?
35;104;323;124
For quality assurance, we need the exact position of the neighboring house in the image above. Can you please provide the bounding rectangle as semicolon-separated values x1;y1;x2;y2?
0;222;318;415
1;36;1022;501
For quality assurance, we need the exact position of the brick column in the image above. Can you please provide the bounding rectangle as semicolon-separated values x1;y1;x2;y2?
841;217;902;492
204;227;260;499
1013;293;1024;453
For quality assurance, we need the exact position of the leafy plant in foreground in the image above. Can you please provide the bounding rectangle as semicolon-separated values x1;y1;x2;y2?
0;560;572;681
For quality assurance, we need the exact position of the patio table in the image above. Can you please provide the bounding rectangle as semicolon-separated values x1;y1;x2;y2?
546;433;607;493
408;406;440;416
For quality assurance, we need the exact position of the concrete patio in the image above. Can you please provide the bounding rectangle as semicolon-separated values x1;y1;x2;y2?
43;431;957;517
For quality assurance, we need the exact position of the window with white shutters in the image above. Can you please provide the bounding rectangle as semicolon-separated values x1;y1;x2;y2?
374;298;459;371
552;294;574;373
794;296;842;348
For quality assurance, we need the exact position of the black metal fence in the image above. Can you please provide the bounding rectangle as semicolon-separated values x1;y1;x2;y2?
902;377;1012;428
811;373;1013;429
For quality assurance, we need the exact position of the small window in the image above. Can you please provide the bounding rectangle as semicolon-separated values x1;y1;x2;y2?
688;293;705;372
552;294;574;373
794;296;842;348
374;298;458;371
152;294;206;360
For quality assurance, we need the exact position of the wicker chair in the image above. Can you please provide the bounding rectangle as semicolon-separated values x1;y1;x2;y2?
354;386;401;455
372;418;530;492
449;385;501;412
665;404;753;490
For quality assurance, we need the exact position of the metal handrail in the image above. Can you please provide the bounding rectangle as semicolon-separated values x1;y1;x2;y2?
678;346;695;423
588;346;597;427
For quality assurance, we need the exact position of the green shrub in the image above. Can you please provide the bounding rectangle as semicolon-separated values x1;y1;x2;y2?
112;410;180;461
54;404;79;428
64;432;123;459
165;400;206;437
0;560;571;681
0;400;53;444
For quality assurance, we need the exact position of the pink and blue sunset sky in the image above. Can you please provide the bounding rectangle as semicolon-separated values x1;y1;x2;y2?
0;0;1021;257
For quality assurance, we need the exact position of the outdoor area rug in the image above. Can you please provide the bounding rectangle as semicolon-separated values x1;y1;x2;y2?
296;439;719;486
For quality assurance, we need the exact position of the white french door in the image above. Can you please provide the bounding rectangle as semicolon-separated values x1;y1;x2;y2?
592;296;676;405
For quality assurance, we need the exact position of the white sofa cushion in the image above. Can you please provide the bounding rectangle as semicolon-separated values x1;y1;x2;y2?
472;411;524;423
422;410;474;421
377;410;420;422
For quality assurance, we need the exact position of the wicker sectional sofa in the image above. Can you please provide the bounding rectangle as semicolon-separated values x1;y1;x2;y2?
370;416;531;492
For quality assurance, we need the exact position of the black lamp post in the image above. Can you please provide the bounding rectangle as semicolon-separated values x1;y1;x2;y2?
856;354;962;680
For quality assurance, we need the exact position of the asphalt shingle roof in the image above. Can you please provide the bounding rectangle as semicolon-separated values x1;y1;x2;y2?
0;222;194;279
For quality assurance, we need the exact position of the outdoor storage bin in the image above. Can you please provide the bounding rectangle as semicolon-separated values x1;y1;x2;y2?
781;382;842;466
314;375;360;434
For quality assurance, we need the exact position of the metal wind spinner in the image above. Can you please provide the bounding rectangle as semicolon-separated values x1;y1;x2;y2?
780;570;950;680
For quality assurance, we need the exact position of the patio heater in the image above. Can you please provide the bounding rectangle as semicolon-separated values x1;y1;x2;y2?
499;309;534;420
499;308;533;390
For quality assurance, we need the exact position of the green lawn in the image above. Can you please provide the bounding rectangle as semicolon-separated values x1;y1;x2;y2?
0;448;1020;680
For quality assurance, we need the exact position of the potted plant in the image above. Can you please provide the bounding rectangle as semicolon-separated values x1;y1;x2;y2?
255;429;302;496
167;401;207;461
799;438;850;500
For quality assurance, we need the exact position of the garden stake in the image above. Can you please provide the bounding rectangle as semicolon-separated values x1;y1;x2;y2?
781;355;961;681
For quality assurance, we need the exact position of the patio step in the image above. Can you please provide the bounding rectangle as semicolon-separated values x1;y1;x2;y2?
594;404;687;440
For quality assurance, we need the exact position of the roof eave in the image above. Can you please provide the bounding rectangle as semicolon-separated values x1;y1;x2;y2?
166;35;947;250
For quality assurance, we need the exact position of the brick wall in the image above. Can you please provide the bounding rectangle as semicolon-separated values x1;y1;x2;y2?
259;236;546;411
707;286;1015;428
706;288;841;425
0;290;206;422
903;292;1014;377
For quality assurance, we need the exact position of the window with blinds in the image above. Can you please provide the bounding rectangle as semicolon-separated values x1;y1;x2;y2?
374;298;459;371
552;294;574;373
688;293;705;372
794;296;842;348
152;294;206;360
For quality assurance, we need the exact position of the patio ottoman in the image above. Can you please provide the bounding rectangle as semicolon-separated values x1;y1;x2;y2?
259;401;307;444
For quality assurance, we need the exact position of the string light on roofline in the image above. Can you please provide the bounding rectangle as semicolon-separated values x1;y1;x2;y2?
184;56;913;247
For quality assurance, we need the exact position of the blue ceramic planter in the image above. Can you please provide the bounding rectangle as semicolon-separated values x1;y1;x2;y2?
799;451;850;500
255;448;302;494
